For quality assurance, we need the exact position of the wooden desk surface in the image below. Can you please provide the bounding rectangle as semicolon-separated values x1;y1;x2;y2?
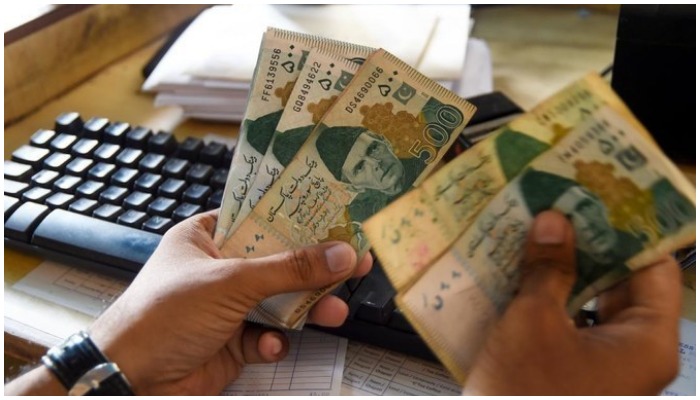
4;5;695;367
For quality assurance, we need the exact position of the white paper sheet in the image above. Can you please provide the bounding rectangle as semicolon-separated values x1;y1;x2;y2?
662;318;696;396
13;261;129;317
222;329;347;396
341;341;462;396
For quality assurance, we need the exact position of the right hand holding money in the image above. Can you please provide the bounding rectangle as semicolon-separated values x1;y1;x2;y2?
463;211;681;396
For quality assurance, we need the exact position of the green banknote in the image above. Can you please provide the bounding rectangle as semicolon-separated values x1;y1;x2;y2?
214;28;373;246
226;48;369;235
384;98;696;384
220;49;476;328
363;73;657;290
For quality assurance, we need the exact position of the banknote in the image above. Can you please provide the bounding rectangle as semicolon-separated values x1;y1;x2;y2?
226;48;369;235
220;49;476;328
214;28;374;246
363;73;659;290
384;103;696;384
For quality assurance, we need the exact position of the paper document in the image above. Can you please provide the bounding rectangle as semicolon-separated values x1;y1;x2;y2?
662;318;696;396
13;261;128;318
341;341;462;396
222;329;347;396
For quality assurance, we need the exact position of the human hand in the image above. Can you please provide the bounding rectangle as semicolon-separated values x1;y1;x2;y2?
89;210;372;395
464;211;681;395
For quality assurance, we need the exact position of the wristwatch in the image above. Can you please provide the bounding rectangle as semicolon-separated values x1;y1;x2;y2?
41;331;134;395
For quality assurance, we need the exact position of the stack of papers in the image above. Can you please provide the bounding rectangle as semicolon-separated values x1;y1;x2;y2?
142;4;491;122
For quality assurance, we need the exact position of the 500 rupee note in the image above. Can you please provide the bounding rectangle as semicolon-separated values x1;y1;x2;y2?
387;103;695;384
363;73;658;290
220;49;476;328
226;48;369;235
214;28;373;246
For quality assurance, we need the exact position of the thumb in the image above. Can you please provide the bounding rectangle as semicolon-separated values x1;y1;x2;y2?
236;241;357;299
517;211;576;309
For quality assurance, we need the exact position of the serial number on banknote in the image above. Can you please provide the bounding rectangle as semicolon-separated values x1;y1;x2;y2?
344;66;384;113
261;48;282;101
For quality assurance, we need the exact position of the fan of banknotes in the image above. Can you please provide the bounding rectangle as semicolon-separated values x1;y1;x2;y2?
214;28;696;384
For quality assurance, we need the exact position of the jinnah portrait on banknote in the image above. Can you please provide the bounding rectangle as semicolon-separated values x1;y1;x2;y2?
315;126;426;223
519;168;644;296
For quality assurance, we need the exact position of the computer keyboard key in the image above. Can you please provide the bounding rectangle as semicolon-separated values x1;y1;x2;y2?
207;190;223;210
177;137;203;161
53;175;83;193
5;160;34;182
12;145;51;170
93;204;122;222
185;163;213;184
75;180;105;200
45;192;75;209
157;178;186;199
22;187;52;203
387;309;415;333
65;157;94;177
30;129;56;148
32;208;161;273
172;203;202;222
224;147;234;167
50;133;79;152
88;162;117;182
99;186;129;204
5;196;20;220
346;277;363;292
124;191;153;211
82;117;109;139
118;209;148;228
93;143;121;162
5;179;29;197
5;201;51;242
352;265;397;325
199;142;226;166
331;284;352;302
43;153;72;171
183;184;211;206
142;216;175;234
134;173;163;193
126;127;152;149
55;112;83;135
148;131;178;154
31;170;61;188
210;168;228;188
138;153;166;173
147;197;177;217
110;167;139;188
162;158;190;179
104;122;130;144
71;138;100;157
116;148;144;167
69;198;99;215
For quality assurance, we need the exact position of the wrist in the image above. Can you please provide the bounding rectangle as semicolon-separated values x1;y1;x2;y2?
41;330;135;395
4;365;66;396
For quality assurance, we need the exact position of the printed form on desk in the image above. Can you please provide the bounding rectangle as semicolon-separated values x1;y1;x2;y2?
13;261;695;395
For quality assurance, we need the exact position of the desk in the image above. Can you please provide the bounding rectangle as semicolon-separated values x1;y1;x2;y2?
5;4;695;386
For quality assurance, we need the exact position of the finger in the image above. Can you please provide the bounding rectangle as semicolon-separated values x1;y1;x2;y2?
517;211;576;310
240;325;289;364
608;255;682;324
596;279;631;323
237;241;357;299
307;295;349;327
153;209;221;260
353;251;373;278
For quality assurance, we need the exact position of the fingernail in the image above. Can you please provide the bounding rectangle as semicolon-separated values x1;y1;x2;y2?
270;336;283;356
325;243;352;273
533;212;566;244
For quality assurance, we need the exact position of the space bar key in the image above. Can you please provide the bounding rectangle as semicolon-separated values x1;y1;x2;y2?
32;209;162;274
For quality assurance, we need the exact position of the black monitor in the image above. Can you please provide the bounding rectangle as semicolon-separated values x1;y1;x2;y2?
611;4;695;164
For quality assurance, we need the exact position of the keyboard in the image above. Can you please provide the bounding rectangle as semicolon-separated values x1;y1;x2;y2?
4;111;440;361
5;95;524;361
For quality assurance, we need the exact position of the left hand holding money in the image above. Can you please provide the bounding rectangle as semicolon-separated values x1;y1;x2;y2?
87;210;372;395
463;211;681;395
